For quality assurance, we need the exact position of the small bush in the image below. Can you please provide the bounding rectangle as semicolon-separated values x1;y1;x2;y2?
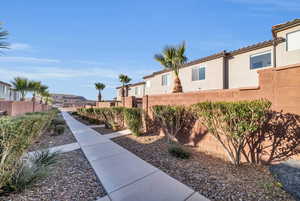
2;150;59;193
51;118;65;126
53;125;65;135
124;108;142;136
168;146;190;159
152;105;194;143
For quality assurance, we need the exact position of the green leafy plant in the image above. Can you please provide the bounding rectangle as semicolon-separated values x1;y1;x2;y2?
3;150;59;193
124;108;142;136
168;145;190;159
192;99;271;166
152;105;193;143
95;82;106;101
0;110;55;190
54;125;65;135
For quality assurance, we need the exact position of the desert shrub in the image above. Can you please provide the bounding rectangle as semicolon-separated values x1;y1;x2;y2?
51;118;65;126
192;99;271;166
112;107;125;129
2;150;59;193
124;108;142;136
0;111;55;190
168;145;190;159
53;125;65;135
152;105;194;143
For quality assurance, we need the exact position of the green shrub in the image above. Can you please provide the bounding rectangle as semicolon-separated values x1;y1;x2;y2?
192;99;271;166
51;118;65;126
3;150;59;193
0;111;55;190
168;145;190;159
152;105;194;143
53;125;65;135
124;108;142;136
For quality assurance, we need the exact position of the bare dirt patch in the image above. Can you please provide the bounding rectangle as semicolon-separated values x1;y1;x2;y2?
112;133;295;201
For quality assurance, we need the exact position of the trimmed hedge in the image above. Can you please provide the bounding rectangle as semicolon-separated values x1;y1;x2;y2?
0;110;55;190
124;108;142;136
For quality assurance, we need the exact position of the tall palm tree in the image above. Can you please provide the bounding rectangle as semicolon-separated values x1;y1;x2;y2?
154;42;188;93
11;77;29;101
119;74;131;97
28;80;41;102
0;22;9;52
95;82;105;101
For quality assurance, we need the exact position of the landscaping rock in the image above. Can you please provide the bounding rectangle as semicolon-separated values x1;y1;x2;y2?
270;160;300;201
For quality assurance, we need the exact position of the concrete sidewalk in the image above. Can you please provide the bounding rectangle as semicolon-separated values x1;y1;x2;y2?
62;112;209;201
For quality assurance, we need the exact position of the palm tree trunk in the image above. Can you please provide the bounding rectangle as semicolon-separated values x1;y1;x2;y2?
98;90;102;101
172;76;183;93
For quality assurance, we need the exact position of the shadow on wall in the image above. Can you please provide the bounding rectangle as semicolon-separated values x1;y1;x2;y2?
146;111;300;164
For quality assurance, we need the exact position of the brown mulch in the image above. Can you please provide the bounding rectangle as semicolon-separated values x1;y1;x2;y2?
70;114;95;126
28;123;76;152
1;150;106;201
92;127;118;135
112;133;296;201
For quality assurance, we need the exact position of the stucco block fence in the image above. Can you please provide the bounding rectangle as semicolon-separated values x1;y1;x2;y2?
140;63;300;161
0;101;51;116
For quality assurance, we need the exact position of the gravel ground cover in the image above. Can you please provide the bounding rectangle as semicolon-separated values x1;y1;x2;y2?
28;122;76;152
1;150;106;201
70;113;96;126
112;133;295;201
92;127;118;135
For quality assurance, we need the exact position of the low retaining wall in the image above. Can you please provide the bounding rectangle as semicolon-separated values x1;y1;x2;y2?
142;64;300;162
0;101;51;116
96;101;116;108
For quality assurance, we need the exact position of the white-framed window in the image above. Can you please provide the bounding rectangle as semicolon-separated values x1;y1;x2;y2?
250;51;272;69
286;30;300;51
134;86;140;96
192;67;205;81
146;80;151;88
161;74;170;86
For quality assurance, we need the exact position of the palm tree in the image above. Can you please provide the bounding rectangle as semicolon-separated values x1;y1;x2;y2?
95;82;105;101
119;74;131;97
0;22;9;52
11;77;29;101
154;42;187;93
28;80;41;102
38;84;48;103
41;90;51;105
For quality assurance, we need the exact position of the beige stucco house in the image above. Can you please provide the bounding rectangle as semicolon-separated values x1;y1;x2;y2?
116;82;145;101
117;19;300;98
0;81;21;101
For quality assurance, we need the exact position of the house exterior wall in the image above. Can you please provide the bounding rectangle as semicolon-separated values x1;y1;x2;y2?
180;57;224;92
128;84;145;98
144;72;173;95
228;46;274;89
0;83;20;101
276;25;300;67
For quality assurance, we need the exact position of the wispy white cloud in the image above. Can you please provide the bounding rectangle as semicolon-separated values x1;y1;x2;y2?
72;60;105;65
0;66;121;80
8;43;32;51
226;0;300;11
0;56;60;63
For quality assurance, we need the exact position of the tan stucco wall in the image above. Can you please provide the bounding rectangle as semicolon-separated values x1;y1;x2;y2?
179;57;224;92
116;84;145;100
276;25;300;67
144;72;174;95
144;57;224;95
228;46;274;89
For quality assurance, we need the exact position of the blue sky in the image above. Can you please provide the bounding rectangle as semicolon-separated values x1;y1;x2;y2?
0;0;299;100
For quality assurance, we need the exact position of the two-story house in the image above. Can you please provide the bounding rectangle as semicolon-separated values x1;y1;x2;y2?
116;82;145;101
0;81;20;101
116;19;300;98
142;19;300;95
